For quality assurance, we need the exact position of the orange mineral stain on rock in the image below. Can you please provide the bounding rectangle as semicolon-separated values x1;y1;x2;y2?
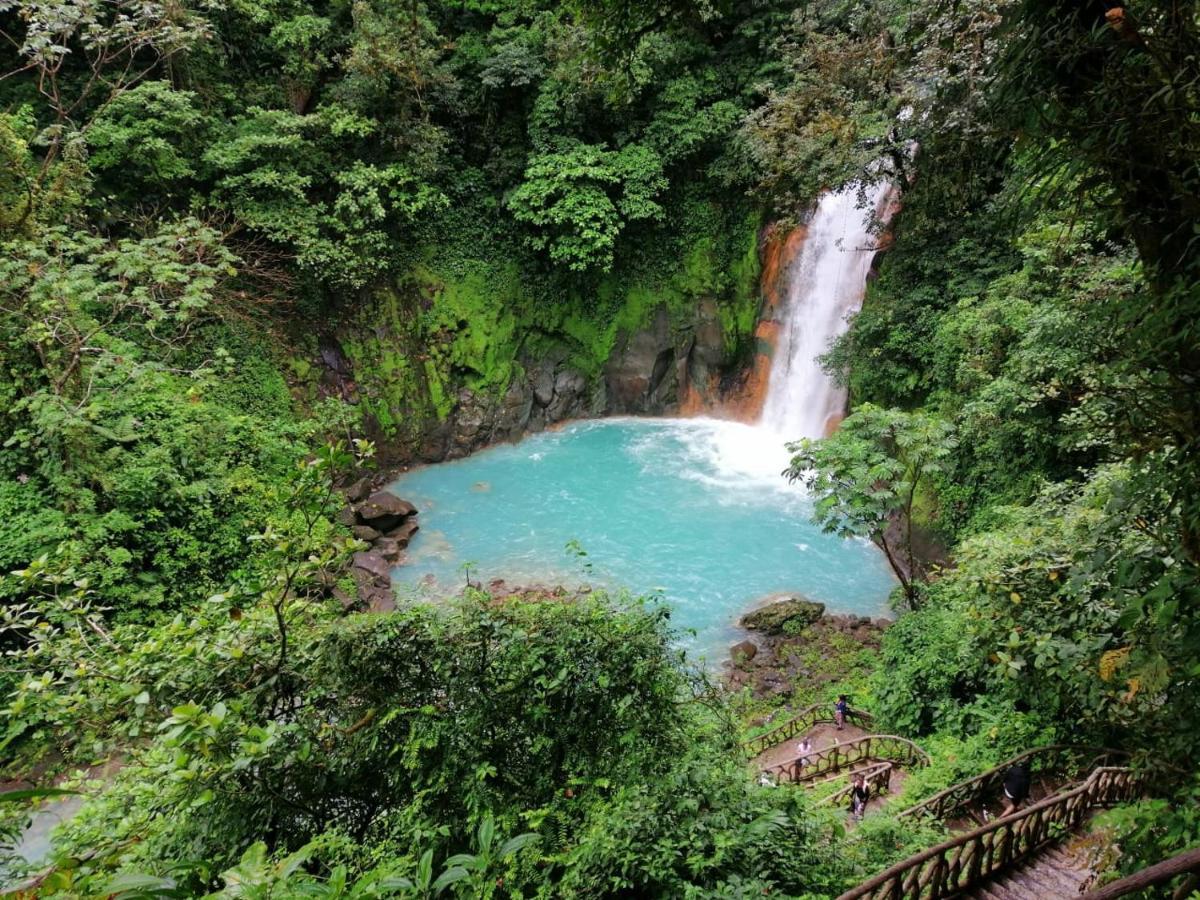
677;376;711;417
685;186;899;427
713;224;807;423
823;412;845;437
759;224;808;320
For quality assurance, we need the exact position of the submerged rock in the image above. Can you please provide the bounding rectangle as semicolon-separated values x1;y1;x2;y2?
740;596;826;635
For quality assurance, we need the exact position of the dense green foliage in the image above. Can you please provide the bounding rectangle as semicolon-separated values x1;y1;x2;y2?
6;590;850;897
786;405;955;606
779;0;1200;878
3;0;1200;894
735;0;1200;764
0;0;787;627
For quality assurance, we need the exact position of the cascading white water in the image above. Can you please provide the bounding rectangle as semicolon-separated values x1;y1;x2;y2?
759;181;895;440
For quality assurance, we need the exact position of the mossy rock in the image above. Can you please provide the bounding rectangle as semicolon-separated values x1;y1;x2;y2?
740;596;826;635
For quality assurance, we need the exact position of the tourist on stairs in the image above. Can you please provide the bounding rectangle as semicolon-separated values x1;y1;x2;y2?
849;774;869;822
1000;762;1031;816
796;736;813;772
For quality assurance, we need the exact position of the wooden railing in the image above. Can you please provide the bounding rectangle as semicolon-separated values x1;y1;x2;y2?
1083;845;1200;899
742;703;873;757
765;734;929;785
837;767;1145;900
818;760;895;808
897;744;1128;823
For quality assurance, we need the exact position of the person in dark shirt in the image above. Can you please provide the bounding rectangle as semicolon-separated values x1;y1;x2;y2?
849;773;869;821
1001;762;1031;816
835;695;848;730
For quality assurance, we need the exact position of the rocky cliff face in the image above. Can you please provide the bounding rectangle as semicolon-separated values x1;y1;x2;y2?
298;220;769;464
314;294;741;463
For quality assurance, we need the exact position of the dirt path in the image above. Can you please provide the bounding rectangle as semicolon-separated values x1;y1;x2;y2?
753;720;914;819
754;721;870;770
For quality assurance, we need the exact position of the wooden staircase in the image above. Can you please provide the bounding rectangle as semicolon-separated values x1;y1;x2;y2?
898;745;1127;827
763;733;929;785
752;714;1161;899
962;844;1098;899
836;767;1145;899
742;702;875;756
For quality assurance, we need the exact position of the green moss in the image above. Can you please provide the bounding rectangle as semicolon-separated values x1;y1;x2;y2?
288;357;312;380
298;197;766;444
416;262;522;396
336;288;427;440
720;212;763;353
423;357;453;420
562;311;611;377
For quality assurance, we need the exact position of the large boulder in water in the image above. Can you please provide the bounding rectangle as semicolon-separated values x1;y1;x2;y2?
740;596;826;635
355;491;417;530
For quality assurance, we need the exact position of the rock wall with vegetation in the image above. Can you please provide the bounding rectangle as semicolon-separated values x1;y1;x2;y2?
297;202;762;463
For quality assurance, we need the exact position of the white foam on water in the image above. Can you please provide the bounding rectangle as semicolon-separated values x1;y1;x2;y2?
623;181;897;510
625;417;803;502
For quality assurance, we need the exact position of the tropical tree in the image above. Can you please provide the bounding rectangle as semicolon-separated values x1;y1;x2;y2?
507;140;666;271
786;404;956;607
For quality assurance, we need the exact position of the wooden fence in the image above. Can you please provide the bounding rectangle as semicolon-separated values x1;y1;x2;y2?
765;734;929;785
742;703;874;757
818;760;895;808
836;767;1145;900
1083;845;1200;900
897;744;1127;824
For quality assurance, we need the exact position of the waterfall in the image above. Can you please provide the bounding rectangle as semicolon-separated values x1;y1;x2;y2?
758;181;895;440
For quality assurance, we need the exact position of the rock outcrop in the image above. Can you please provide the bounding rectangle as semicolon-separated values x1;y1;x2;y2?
726;609;892;701
340;488;420;613
356;490;417;531
406;355;595;461
311;289;750;467
740;595;826;635
731;639;758;668
605;305;676;413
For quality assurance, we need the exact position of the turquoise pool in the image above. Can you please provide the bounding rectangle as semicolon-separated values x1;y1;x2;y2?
389;417;894;661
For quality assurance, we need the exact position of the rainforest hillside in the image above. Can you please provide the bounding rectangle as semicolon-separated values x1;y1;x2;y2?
1;0;1199;896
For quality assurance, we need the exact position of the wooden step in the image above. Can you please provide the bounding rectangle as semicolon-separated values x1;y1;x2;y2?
981;880;1028;900
1019;864;1078;896
960;842;1097;899
1039;863;1087;891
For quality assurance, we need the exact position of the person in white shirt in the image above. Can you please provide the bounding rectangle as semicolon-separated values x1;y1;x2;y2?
796;736;813;770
